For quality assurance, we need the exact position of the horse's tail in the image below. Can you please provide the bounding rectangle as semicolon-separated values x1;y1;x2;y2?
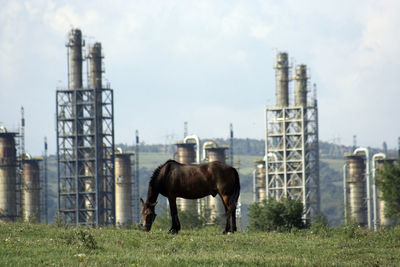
229;167;240;209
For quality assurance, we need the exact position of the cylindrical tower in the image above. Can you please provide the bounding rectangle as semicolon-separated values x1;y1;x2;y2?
68;28;83;90
174;142;197;211
22;157;41;222
176;143;196;165
89;42;102;89
294;64;307;106
274;52;289;107
254;160;266;203
346;155;366;226
115;152;133;226
375;159;397;228
0;131;17;221
205;145;228;222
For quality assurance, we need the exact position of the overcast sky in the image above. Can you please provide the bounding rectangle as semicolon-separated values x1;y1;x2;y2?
1;0;399;155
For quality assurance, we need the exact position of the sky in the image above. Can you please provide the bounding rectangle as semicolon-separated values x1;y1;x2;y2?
1;0;399;155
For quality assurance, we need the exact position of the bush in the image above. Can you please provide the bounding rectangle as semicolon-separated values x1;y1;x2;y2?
248;198;305;232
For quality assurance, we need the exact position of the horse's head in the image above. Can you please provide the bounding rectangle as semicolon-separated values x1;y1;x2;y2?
140;198;157;232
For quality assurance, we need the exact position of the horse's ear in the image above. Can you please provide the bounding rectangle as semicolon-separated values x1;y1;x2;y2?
150;202;157;207
140;198;145;207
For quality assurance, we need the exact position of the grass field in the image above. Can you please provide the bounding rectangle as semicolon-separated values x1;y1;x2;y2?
1;222;400;266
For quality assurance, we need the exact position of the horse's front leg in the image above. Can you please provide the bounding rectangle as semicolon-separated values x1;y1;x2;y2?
168;197;180;234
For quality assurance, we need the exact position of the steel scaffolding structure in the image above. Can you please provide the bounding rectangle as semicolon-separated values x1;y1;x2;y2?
265;103;320;222
264;53;320;223
56;87;115;226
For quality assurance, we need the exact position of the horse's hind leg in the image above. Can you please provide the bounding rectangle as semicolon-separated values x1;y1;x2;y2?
220;195;232;234
168;197;180;234
221;194;237;234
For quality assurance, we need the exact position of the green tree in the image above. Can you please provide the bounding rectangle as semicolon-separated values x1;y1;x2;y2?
376;161;400;219
248;198;305;232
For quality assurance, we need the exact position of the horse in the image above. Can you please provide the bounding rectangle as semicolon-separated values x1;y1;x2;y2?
140;159;240;234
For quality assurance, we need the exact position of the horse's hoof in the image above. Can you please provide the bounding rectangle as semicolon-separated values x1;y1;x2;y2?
168;229;178;234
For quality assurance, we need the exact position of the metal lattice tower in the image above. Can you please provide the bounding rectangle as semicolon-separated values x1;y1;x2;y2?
265;53;320;223
56;29;115;226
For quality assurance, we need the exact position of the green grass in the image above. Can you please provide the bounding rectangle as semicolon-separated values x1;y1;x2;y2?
1;222;400;266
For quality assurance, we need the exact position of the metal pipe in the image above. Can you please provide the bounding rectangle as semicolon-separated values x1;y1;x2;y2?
184;135;200;163
372;153;386;231
353;147;371;229
202;141;217;162
343;163;347;224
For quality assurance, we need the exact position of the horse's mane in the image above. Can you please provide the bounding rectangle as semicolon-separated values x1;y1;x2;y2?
149;159;179;186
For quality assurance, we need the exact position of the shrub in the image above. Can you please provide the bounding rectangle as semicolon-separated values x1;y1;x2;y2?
248;198;305;232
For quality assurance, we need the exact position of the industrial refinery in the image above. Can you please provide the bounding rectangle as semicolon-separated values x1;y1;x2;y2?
263;52;320;223
1;28;399;232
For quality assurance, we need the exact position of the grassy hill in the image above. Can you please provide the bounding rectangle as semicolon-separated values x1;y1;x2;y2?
1;222;400;266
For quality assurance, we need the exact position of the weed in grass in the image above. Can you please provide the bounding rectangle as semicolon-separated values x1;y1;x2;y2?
76;229;97;250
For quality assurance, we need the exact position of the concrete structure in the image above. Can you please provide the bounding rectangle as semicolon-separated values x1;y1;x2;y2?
265;52;320;223
115;151;133;226
344;155;367;226
57;28;115;226
22;156;41;222
0;129;17;221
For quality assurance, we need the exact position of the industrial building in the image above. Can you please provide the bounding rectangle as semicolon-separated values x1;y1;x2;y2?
56;29;115;226
265;52;320;223
344;148;399;230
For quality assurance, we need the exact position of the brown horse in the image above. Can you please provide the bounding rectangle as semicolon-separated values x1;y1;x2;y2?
140;159;240;234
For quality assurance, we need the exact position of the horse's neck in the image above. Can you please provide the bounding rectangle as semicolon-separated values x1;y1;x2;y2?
146;183;159;204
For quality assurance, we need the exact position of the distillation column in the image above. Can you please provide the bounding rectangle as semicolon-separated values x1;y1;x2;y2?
345;155;367;226
22;157;41;222
294;65;307;106
70;29;85;224
115;152;133;226
57;29;115;226
375;159;397;228
275;52;289;107
0;131;17;221
205;145;228;222
87;42;104;224
266;52;320;222
174;142;197;211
